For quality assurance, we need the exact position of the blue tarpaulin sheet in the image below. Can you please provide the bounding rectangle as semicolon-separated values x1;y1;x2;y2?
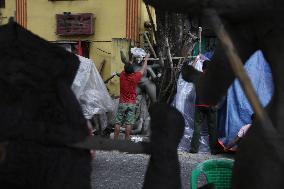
219;50;274;146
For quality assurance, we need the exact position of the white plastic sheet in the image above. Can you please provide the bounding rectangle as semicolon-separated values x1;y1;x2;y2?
131;47;146;64
172;75;209;152
72;55;114;119
192;54;210;72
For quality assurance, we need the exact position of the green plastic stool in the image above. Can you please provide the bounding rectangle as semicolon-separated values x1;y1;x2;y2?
191;158;234;189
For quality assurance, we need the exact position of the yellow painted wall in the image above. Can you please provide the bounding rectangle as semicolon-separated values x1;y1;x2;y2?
26;0;126;84
140;2;156;33
108;38;130;96
0;0;16;25
139;2;156;44
0;0;152;96
27;0;126;41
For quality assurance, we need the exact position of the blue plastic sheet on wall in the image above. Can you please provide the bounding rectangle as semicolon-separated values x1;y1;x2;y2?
218;50;274;146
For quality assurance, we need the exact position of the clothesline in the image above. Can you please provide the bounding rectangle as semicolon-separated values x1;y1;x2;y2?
148;56;197;61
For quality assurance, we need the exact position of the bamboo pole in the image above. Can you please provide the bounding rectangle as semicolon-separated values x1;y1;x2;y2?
145;4;156;32
145;4;157;45
98;59;106;75
164;37;175;103
165;37;173;69
144;32;157;58
198;27;202;55
158;52;165;67
148;56;197;61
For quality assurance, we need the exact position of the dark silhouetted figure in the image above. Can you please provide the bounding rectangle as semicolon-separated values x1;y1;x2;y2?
143;103;185;189
144;1;284;188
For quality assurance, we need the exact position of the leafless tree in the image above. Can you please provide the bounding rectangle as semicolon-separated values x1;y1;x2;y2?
154;10;197;103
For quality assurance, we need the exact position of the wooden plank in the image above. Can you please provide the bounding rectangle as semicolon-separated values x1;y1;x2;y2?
98;59;106;75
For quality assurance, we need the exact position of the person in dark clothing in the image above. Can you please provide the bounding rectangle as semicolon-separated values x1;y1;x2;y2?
0;20;91;189
189;61;219;154
143;103;185;189
144;1;284;188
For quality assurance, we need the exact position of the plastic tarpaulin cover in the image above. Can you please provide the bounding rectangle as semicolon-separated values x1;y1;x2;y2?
192;54;210;72
219;50;274;146
72;55;114;119
172;75;210;152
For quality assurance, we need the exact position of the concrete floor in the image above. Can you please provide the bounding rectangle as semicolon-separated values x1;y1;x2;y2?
91;151;233;189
